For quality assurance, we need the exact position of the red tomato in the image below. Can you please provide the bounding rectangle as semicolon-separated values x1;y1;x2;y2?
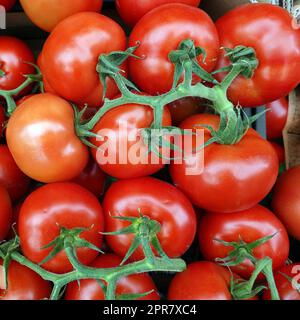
270;141;285;165
215;4;300;107
6;93;89;183
71;157;106;198
0;145;30;202
65;254;160;300
198;205;289;279
20;0;103;32
41;12;127;107
266;97;288;140
272;166;300;240
103;177;196;261
128;4;219;95
0;260;51;300
116;0;201;27
167;97;205;126
263;263;300;300
19;183;104;273
170;114;279;212
0;185;12;240
0;0;16;11
90;101;172;179
168;261;232;300
0;37;35;96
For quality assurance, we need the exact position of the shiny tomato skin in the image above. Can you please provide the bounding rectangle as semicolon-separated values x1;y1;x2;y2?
263;263;300;300
20;0;103;32
167;97;205;126
116;0;201;27
170;114;279;213
198;205;290;279
19;183;104;273
128;4;219;95
103;177;197;261
6;93;89;183
41;12;127;107
0;145;30;202
215;4;300;107
0;185;12;240
272;166;300;240
0;37;35;95
90;102;171;179
71;157;106;198
266;97;288;140
168;261;232;300
0;260;51;300
0;0;16;11
65;254;160;300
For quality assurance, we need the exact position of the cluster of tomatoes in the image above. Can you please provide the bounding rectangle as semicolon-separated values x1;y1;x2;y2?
0;0;300;301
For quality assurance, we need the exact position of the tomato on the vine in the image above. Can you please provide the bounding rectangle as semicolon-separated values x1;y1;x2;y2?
128;4;219;95
272;166;300;240
0;37;35;96
167;97;205;126
71;157;106;198
6;93;89;183
41;12;127;107
0;260;51;300
198;205;289;279
263;263;300;300
20;0;103;32
0;145;30;202
0;185;12;241
65;254;160;300
18;183;104;273
90;101;171;179
215;4;300;107
270;141;285;165
170;113;279;213
103;177;196;261
116;0;201;27
266;97;288;140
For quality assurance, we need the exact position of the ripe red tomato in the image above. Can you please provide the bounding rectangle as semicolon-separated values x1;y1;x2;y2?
168;261;233;300
20;0;103;32
71;157;106;198
116;0;201;27
266;97;288;140
215;4;300;107
198;205;289;279
0;185;12;240
170;114;279;212
272;166;300;240
128;4;219;95
18;183;104;273
0;145;30;202
0;0;16;11
270;141;285;165
0;37;35;96
6;93;89;183
65;253;160;300
0;260;51;300
41;12;127;107
263;263;300;300
167;97;205;126
103;177;196;261
90;101;171;179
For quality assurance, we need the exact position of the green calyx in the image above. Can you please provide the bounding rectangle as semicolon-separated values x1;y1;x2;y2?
215;234;280;300
0;213;186;300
